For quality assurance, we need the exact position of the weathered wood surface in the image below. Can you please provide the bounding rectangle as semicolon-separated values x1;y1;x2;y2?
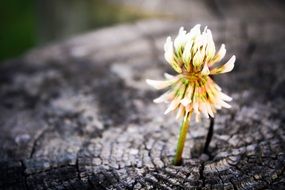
1;1;285;189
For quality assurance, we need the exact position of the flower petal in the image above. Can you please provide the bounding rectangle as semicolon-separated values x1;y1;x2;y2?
201;63;210;75
195;112;201;122
164;98;180;114
200;102;209;118
215;98;231;109
164;37;175;63
176;104;185;119
163;73;175;80
170;61;183;73
164;36;172;50
206;103;214;118
146;78;178;90
180;84;194;106
174;27;187;54
188;24;201;40
182;40;193;71
209;44;226;66
180;98;191;106
192;50;204;67
205;29;216;60
164;37;183;73
153;91;171;103
218;91;232;102
210;55;235;75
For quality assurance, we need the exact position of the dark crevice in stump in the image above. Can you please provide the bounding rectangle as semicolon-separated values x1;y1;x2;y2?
203;117;214;158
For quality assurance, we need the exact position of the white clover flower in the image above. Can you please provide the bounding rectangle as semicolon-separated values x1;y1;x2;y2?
146;24;235;122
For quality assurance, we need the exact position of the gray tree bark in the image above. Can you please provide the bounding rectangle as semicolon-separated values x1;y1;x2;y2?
0;0;285;189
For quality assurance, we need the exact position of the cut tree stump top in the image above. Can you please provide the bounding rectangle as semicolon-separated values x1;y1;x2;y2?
1;0;285;189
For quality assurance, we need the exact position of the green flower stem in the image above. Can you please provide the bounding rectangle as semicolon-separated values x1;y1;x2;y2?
173;112;191;166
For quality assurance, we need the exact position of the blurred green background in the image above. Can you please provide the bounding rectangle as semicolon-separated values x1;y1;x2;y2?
0;0;156;62
0;0;36;61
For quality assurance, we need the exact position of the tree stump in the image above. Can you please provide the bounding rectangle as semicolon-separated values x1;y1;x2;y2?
0;1;285;189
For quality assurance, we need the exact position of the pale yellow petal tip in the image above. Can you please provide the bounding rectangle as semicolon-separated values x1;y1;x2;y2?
227;96;233;102
226;55;236;72
180;98;191;106
220;92;233;102
145;79;159;89
227;105;232;109
201;64;210;75
145;79;153;86
146;79;174;90
164;73;175;80
164;108;171;115
223;56;235;73
219;44;226;57
153;96;167;104
192;24;201;31
179;26;185;33
210;55;236;75
165;36;172;44
222;102;232;109
225;97;233;102
153;98;161;104
195;113;201;123
164;37;173;50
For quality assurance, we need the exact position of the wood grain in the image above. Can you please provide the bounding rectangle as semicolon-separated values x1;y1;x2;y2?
0;0;285;189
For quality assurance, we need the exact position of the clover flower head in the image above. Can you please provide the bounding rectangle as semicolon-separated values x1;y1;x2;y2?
146;24;236;122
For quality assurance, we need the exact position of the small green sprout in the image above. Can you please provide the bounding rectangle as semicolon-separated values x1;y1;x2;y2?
146;24;236;165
